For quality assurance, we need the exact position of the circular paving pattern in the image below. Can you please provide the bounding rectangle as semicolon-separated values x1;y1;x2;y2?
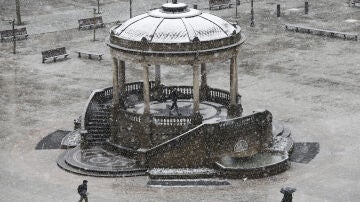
70;148;137;171
57;146;147;176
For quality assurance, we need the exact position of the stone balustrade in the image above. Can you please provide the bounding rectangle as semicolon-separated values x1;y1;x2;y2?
82;82;244;147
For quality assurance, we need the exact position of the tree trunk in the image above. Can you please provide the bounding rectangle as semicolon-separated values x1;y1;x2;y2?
15;0;21;25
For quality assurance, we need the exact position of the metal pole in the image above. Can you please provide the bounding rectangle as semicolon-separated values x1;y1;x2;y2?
129;0;132;18
250;0;254;27
15;0;21;25
97;0;100;14
93;8;96;41
11;19;16;54
277;4;280;17
235;0;238;18
305;1;309;14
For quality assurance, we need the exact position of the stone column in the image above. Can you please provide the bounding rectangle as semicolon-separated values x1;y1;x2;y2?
155;64;161;87
228;53;242;117
192;63;202;125
112;58;120;106
154;64;163;102
111;57;120;143
118;61;126;92
200;63;208;101
118;60;126;108
141;64;152;147
142;64;150;115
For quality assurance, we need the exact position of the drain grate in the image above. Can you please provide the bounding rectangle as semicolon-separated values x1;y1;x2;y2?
289;142;320;164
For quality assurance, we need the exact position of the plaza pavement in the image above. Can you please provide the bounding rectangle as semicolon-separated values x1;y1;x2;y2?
0;0;359;201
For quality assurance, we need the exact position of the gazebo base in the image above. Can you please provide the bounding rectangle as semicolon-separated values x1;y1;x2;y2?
58;123;293;179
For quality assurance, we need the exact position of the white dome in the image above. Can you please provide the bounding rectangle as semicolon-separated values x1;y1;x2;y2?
111;3;240;44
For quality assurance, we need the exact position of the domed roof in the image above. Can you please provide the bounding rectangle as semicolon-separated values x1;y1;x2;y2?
112;3;240;43
107;1;244;55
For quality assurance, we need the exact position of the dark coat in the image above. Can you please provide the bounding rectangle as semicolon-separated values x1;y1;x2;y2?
281;193;293;202
169;90;178;102
78;183;87;196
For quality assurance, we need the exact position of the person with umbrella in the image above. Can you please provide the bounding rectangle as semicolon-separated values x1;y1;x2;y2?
280;186;296;202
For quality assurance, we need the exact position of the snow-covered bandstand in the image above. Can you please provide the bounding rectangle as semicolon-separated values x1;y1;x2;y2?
58;1;293;179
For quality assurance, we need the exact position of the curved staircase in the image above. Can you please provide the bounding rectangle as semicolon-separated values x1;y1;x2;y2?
84;103;111;146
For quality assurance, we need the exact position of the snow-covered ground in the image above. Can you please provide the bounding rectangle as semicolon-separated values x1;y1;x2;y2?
0;0;359;201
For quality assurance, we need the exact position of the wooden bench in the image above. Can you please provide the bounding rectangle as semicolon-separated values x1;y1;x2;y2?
349;0;360;7
209;0;232;10
41;47;69;63
75;50;103;61
285;24;358;41
0;27;28;42
78;16;105;30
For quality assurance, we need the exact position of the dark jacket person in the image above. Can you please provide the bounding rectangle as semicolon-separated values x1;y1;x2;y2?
78;180;88;202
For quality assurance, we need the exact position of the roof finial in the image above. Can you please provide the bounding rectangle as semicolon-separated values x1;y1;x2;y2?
172;0;177;4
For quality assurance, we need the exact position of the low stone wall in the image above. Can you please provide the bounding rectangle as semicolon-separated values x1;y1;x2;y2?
145;110;273;168
215;152;290;179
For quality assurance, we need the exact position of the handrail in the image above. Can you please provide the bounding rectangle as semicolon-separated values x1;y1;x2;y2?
81;87;110;131
146;110;271;156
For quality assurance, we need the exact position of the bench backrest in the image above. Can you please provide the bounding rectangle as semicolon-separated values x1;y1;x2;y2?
78;16;103;27
209;0;231;5
0;27;27;38
42;47;67;58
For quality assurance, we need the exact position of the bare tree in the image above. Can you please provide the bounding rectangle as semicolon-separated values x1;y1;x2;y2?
15;0;22;25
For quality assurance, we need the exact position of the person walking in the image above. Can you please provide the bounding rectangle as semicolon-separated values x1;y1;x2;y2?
280;187;296;202
78;180;88;202
169;89;180;115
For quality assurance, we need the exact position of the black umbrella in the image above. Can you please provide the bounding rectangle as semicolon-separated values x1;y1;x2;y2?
280;187;296;194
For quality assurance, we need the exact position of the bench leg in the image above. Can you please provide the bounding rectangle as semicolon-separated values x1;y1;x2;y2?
54;57;57;62
98;55;102;61
88;54;92;59
42;59;45;63
78;52;81;58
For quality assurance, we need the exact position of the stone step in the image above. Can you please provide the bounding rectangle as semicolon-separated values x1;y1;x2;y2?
83;139;108;145
86;130;110;134
86;132;110;136
86;125;110;129
86;127;109;131
147;179;230;187
147;168;218;179
91;112;110;116
87;118;109;123
57;149;147;177
84;136;109;141
86;128;109;131
90;114;109;118
86;122;110;126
